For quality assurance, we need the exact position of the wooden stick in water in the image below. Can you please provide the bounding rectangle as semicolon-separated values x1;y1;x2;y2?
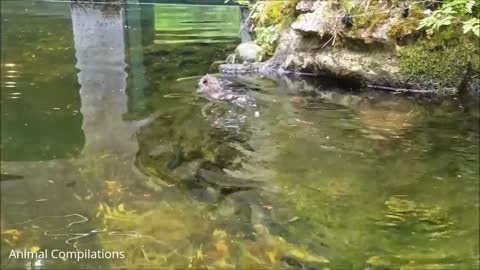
367;84;436;94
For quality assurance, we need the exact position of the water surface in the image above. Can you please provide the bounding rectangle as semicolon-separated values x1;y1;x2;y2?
1;1;479;269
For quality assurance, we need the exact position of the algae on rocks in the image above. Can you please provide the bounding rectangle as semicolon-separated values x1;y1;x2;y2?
240;0;298;57
256;0;479;95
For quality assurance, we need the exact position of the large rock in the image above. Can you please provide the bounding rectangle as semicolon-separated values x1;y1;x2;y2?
291;0;396;45
312;49;403;86
265;29;466;94
262;0;477;96
347;17;398;45
291;1;334;36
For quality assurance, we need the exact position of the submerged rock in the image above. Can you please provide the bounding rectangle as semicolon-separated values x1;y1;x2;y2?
196;168;262;190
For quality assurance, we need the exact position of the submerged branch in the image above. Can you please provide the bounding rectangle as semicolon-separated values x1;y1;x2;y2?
366;84;437;94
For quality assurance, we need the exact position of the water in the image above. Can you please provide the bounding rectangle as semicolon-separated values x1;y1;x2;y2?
1;1;479;269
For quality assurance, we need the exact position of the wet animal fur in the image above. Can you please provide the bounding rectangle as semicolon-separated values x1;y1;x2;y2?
197;74;225;100
197;74;256;108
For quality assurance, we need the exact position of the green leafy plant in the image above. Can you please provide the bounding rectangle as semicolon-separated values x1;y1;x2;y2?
462;17;480;36
417;0;479;37
254;25;279;57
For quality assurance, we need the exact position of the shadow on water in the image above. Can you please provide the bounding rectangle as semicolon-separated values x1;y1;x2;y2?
1;1;479;270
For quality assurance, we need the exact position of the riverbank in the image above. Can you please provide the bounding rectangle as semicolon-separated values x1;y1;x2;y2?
228;0;479;96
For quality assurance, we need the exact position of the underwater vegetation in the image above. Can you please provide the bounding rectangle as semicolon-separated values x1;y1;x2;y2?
1;1;479;269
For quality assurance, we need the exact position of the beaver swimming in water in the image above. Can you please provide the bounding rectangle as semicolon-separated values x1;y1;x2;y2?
197;74;256;108
197;74;225;100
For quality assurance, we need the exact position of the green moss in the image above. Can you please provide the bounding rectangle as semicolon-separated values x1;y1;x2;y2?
253;1;283;26
351;9;390;31
387;5;425;39
397;37;475;89
349;5;391;43
250;0;298;57
472;52;480;73
252;0;297;29
387;18;418;39
367;13;391;38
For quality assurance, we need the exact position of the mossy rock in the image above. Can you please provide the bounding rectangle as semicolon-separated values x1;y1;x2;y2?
397;38;476;90
386;4;425;43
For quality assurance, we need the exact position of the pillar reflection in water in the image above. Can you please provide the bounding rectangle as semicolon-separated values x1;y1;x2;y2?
1;4;156;254
71;3;145;180
125;0;147;116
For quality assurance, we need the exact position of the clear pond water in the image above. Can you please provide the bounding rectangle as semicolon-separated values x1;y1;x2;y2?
1;1;479;269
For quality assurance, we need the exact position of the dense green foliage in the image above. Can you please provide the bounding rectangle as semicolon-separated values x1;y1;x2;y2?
418;0;479;37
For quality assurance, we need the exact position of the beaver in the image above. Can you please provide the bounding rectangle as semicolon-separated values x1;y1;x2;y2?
197;74;256;108
197;74;225;100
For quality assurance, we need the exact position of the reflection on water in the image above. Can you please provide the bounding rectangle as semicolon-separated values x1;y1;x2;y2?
0;0;83;161
1;1;479;270
153;4;240;44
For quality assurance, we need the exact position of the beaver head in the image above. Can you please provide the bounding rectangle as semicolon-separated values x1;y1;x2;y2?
197;74;225;100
